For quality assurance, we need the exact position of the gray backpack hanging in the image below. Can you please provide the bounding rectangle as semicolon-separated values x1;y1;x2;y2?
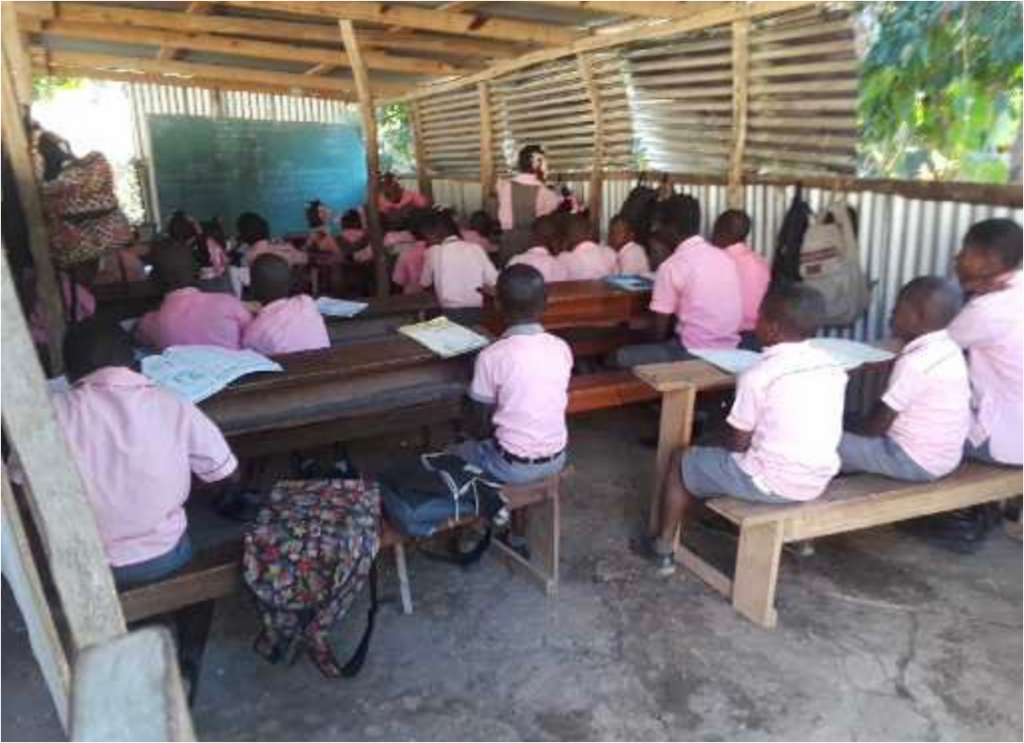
798;197;870;326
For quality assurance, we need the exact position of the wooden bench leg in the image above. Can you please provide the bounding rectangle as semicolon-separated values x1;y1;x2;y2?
731;522;783;629
174;599;216;707
393;542;413;615
492;488;561;597
649;387;696;534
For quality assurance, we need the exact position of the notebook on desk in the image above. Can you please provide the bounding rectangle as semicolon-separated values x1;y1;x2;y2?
398;316;490;359
141;346;283;403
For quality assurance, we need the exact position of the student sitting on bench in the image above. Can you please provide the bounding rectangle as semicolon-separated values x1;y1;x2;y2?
646;284;847;575
237;211;308;268
839;277;970;481
137;239;253;350
54;319;238;587
303;199;342;256
609;213;651;276
712;209;769;350
452;264;572;485
507;214;568;282
947;218;1023;466
556;212;618;280
242;254;329;356
615;197;742;367
420;209;498;314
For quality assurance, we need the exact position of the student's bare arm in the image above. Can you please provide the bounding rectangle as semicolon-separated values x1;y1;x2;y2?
849;401;897;437
651;312;674;342
464;398;496;440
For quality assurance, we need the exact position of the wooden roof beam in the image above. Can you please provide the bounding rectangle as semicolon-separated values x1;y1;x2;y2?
37;20;462;75
31;4;524;60
530;1;712;21
158;1;215;62
35;49;411;98
224;1;582;45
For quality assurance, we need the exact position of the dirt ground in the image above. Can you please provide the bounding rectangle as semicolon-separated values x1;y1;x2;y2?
3;408;1022;741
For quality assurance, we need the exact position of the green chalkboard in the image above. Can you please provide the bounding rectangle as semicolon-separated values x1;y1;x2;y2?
148;115;367;235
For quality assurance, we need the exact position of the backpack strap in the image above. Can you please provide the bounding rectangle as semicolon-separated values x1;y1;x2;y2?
338;560;379;678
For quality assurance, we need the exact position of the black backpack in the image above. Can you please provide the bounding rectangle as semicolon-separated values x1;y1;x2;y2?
772;184;813;283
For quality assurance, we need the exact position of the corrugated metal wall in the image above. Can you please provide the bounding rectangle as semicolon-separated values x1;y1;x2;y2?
128;84;352;122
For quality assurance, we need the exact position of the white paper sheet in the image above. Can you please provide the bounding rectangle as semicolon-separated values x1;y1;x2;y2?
316;296;369;318
808;338;895;371
399;316;490;358
605;275;653;292
141;346;283;403
689;348;763;375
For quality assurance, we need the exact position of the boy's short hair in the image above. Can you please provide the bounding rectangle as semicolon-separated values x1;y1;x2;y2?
305;200;325;228
340;209;362;229
167;210;198;243
760;282;826;339
609;213;634;232
964;219;1023;270
652;195;701;242
562;212;592;246
237;212;270;245
531;214;562;248
250;254;292;304
712;209;751;245
517;144;545;173
498;264;546;318
63;318;136;383
152;238;196;290
898;276;962;328
412;208;454;241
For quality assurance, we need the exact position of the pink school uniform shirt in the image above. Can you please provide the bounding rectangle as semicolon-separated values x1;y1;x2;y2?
420;236;498;308
557;240;618;281
242;295;329;356
947;270;1024;465
31;277;96;344
378;189;429;214
136;287;252;350
496;173;561;230
469;324;573;458
243;239;308;267
616;241;651;275
461;228;496;254
724;242;771;332
728;341;848;501
392;242;427;293
52;366;237;567
508;246;568;282
200;238;228;280
341;228;366;246
882;329;971;477
650;235;743;349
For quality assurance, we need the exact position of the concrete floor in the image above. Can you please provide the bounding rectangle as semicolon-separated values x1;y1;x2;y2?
3;407;1022;741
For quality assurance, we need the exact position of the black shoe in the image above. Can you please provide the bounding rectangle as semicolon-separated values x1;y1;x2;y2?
631;535;676;576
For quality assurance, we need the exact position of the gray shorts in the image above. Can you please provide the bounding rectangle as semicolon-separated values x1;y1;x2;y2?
964;439;1002;465
680;446;792;504
838;433;936;482
449;439;566;485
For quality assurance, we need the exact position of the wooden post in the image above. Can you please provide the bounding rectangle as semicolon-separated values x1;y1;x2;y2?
2;2;34;103
478;81;496;212
727;18;750;209
577;53;604;232
339;19;388;297
410;101;433;202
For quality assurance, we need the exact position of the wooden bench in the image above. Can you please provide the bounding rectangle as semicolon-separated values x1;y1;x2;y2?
567;370;660;414
678;464;1022;628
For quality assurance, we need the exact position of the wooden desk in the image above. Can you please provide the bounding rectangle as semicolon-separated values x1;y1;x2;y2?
482;280;651;335
93;280;162;321
326;292;440;345
200;334;473;456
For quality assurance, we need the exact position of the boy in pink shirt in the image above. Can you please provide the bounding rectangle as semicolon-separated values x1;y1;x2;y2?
609;214;651;276
947;219;1023;466
136;240;253;350
647;285;847;575
236;211;308;269
508;214;568;282
712;210;770;345
556;213;618;280
419;210;498;310
615;197;742;367
54;319;238;586
242;254;329;356
840;277;970;481
451;264;572;485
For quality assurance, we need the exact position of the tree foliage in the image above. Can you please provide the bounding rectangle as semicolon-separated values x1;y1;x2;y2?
860;1;1023;181
32;76;84;102
377;102;415;175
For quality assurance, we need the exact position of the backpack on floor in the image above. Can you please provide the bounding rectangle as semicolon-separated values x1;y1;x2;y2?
799;197;870;327
378;453;509;544
243;479;380;678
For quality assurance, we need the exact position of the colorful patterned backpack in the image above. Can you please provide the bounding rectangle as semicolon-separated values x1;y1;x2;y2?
243;479;381;678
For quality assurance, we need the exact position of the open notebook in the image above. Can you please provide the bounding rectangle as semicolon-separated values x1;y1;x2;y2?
690;339;895;376
398;316;490;358
141;346;283;403
316;296;369;318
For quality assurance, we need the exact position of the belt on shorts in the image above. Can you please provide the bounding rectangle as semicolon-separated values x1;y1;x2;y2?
495;442;564;465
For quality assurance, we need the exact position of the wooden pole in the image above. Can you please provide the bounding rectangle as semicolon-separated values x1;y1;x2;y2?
2;2;34;103
576;53;604;232
478;82;496;213
728;18;751;209
339;19;389;297
1;46;67;371
410;101;433;201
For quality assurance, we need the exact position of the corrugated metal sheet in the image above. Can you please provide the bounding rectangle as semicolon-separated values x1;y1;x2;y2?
128;83;352;122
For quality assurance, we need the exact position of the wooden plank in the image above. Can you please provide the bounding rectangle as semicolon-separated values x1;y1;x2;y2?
731;521;783;628
566;372;660;415
2;2;34;102
157;0;214;61
675;544;733;597
478;82;495;209
648;386;695;534
227;1;580;45
339;20;389;297
410;101;433;201
728;18;750;208
577;52;604;226
70;628;195;742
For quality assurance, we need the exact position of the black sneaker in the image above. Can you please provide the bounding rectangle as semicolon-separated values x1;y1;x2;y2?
631;535;676;576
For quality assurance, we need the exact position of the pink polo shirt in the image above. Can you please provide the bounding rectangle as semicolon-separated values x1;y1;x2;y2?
496;173;561;230
137;287;252;350
557;241;618;281
52;367;237;567
461;228;496;254
616;241;651;275
728;341;848;500
420;236;498;308
650;236;743;349
724;243;771;332
469;324;573;458
341;228;366;246
31;278;97;345
508;246;568;282
379;189;429;214
384;230;418;250
882;330;971;477
947;270;1024;465
392;243;428;293
242;295;329;357
243;239;308;267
